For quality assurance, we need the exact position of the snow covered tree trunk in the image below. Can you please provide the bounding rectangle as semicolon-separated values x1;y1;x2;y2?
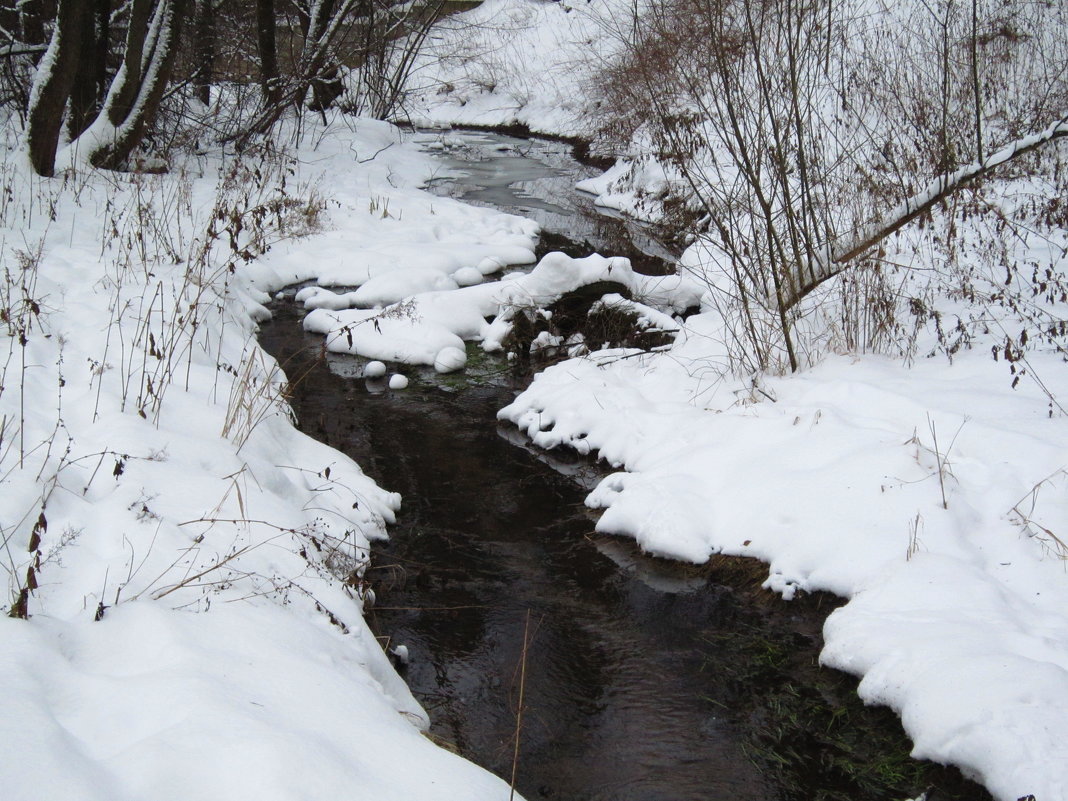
66;0;110;141
88;0;186;170
24;0;90;176
303;0;342;112
787;114;1068;306
100;0;155;131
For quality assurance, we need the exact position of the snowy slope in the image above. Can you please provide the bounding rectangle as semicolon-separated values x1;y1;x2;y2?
399;0;631;136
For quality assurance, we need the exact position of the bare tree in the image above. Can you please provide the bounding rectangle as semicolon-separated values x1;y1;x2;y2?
347;0;446;120
593;0;1068;371
231;0;372;146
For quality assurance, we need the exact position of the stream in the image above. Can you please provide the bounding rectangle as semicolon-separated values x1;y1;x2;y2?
257;130;990;801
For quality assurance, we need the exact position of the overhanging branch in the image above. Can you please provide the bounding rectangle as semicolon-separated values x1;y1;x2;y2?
789;113;1068;307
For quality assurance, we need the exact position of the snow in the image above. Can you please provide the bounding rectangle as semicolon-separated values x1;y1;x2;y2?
434;345;468;373
300;251;701;365
575;155;680;222
398;0;634;137
497;327;1068;799
4;4;1068;796
0;116;523;801
363;359;388;378
243;122;538;296
0;603;510;801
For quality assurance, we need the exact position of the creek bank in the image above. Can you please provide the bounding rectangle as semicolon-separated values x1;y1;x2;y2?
258;295;990;801
256;126;992;801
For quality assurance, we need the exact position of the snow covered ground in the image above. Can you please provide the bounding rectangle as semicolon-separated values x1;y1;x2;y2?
3;0;1066;795
399;0;627;137
0;118;534;801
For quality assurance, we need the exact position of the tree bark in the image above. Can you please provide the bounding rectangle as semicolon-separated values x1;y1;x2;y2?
193;0;216;106
67;0;110;141
89;0;187;169
24;0;91;176
257;0;280;107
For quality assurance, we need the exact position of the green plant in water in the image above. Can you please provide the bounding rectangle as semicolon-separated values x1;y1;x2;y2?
697;614;991;801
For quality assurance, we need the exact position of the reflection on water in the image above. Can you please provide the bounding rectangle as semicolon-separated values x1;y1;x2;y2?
258;303;777;800
417;130;678;274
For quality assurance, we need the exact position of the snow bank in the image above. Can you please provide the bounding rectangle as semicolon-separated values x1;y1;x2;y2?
244;123;538;296
499;327;1068;799
575;154;681;223
399;0;633;137
300;251;702;366
0;604;514;801
0;117;521;801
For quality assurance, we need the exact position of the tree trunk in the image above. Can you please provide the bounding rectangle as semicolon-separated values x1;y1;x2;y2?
193;0;216;106
89;0;187;169
104;0;154;128
24;0;91;176
67;0;110;141
257;0;280;107
294;0;341;112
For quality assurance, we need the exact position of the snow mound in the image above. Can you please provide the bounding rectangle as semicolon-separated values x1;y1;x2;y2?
499;339;1068;801
364;360;388;378
303;251;700;366
434;346;468;373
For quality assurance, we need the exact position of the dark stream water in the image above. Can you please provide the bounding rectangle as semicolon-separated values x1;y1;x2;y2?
256;131;991;801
